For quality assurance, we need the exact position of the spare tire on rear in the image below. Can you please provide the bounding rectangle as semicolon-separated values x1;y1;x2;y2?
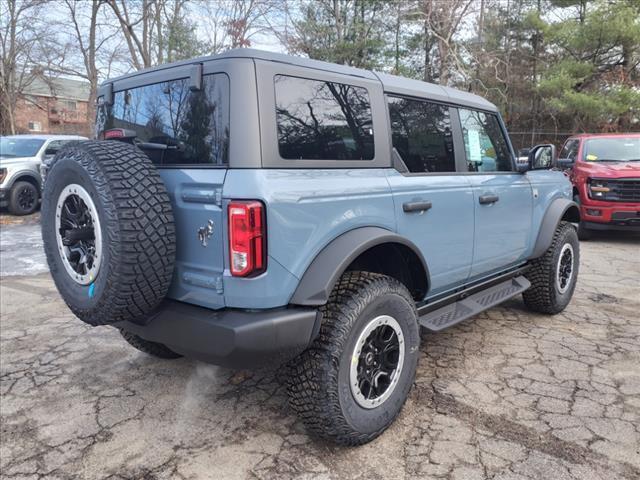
41;141;176;326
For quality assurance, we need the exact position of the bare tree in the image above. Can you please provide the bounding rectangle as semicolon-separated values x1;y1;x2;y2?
106;0;158;69
419;0;475;85
0;0;50;134
106;0;203;70
57;0;124;129
198;0;275;53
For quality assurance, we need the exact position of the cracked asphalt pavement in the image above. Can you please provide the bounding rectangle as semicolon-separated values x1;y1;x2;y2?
1;223;639;479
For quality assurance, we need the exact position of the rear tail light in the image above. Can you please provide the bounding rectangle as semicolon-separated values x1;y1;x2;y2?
228;200;266;277
102;128;137;141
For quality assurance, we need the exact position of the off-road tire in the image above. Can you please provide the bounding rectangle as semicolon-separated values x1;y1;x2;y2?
119;330;182;359
287;271;420;445
9;181;39;215
41;141;176;326
523;221;579;314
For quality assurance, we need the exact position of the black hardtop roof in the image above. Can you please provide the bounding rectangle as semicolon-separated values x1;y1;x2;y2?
102;48;498;112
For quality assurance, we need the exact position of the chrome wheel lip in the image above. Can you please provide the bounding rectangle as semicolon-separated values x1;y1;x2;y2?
349;314;405;409
556;243;574;294
54;184;102;286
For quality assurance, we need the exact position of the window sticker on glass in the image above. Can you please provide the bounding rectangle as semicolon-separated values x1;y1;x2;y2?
467;129;482;163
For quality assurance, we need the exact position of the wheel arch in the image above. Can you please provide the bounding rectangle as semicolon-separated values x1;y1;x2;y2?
289;227;430;306
529;198;580;259
9;171;41;193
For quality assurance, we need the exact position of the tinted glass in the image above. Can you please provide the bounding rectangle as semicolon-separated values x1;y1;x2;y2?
459;109;512;172
44;140;71;155
582;137;640;162
559;139;579;160
388;96;455;173
98;73;230;166
0;138;44;157
275;75;374;160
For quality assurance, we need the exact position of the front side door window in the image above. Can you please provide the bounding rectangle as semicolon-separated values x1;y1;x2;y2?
459;109;513;172
456;108;533;279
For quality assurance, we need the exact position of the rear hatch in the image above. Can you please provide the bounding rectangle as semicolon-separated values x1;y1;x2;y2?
96;72;231;309
159;169;227;309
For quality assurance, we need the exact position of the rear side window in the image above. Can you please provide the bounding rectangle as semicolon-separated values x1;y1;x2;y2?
458;109;512;172
101;73;229;166
388;96;455;173
275;75;374;160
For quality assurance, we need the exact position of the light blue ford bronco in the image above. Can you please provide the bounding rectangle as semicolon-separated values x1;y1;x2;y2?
41;49;580;445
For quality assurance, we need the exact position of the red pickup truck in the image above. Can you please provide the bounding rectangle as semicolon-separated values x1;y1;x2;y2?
557;133;640;239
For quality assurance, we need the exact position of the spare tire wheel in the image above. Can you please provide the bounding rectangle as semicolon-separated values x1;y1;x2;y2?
41;141;176;326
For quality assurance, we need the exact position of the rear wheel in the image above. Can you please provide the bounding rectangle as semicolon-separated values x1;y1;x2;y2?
119;330;182;359
287;272;420;445
9;181;38;215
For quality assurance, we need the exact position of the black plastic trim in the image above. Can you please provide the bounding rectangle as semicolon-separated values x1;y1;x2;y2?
417;265;530;316
116;300;320;368
584;221;640;232
290;226;430;306
529;198;580;259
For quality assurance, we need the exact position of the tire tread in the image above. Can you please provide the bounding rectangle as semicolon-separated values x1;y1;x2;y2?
287;271;417;446
42;141;176;326
523;221;578;314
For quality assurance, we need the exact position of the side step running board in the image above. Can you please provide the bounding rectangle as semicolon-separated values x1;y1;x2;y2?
419;276;531;332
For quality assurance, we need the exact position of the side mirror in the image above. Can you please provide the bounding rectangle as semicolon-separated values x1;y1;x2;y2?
528;144;557;170
43;148;57;156
556;158;574;170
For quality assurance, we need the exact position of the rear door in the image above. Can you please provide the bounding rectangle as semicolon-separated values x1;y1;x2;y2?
385;96;474;297
102;67;231;309
456;108;533;279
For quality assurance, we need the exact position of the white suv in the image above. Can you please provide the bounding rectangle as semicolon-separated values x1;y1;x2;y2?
0;135;86;215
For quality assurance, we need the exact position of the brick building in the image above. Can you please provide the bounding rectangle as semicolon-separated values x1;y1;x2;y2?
14;77;91;136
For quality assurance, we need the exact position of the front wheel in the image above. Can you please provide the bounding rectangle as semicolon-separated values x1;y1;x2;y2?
9;181;39;215
287;272;420;445
523;221;580;314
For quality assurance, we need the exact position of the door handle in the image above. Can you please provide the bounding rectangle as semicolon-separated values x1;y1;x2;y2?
479;194;499;204
403;201;432;213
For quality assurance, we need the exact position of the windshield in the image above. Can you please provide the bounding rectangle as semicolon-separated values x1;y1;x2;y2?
0;137;45;158
582;137;640;162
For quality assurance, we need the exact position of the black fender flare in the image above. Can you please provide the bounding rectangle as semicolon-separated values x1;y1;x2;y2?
529;198;580;259
289;227;430;306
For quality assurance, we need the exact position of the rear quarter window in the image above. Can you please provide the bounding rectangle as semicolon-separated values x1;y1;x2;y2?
98;73;230;166
275;75;374;161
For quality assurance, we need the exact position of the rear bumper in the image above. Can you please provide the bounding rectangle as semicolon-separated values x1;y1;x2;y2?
115;300;321;368
580;203;640;230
